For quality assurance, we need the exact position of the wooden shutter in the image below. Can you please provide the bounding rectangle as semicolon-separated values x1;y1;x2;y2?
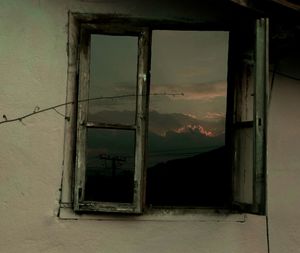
228;18;268;214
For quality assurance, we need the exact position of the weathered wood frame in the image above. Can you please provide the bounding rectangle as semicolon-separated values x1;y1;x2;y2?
60;12;268;216
253;18;268;214
228;17;268;215
73;23;151;213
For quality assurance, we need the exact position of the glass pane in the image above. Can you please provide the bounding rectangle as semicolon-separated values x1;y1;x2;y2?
85;128;135;203
147;31;230;206
88;35;138;125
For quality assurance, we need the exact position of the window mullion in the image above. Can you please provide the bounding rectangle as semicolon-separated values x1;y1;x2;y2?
85;121;136;130
134;29;151;213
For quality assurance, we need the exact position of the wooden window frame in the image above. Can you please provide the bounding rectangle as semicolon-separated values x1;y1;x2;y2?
74;24;151;213
59;13;268;216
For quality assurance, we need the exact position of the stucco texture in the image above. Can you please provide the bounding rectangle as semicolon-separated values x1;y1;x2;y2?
0;0;298;252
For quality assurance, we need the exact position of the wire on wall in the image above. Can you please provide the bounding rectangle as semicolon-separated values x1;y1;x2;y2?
0;92;184;125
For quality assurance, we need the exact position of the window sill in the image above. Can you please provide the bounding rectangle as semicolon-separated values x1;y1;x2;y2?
58;206;246;222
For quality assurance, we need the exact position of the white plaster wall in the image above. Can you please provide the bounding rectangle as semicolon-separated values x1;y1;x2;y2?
1;0;294;252
268;75;300;253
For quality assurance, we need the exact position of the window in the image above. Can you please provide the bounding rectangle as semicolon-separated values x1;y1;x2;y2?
74;25;150;213
146;31;230;207
61;15;268;215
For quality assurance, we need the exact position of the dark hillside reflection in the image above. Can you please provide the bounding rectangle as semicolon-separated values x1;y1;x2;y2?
146;146;230;206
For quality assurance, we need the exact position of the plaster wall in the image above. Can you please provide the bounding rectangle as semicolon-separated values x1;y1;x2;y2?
0;0;297;252
268;74;300;253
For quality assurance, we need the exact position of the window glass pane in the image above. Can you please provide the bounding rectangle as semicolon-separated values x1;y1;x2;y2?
85;128;135;203
147;31;230;206
88;35;138;125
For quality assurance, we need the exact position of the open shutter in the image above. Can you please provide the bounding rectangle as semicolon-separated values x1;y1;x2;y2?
228;18;268;214
253;18;268;214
